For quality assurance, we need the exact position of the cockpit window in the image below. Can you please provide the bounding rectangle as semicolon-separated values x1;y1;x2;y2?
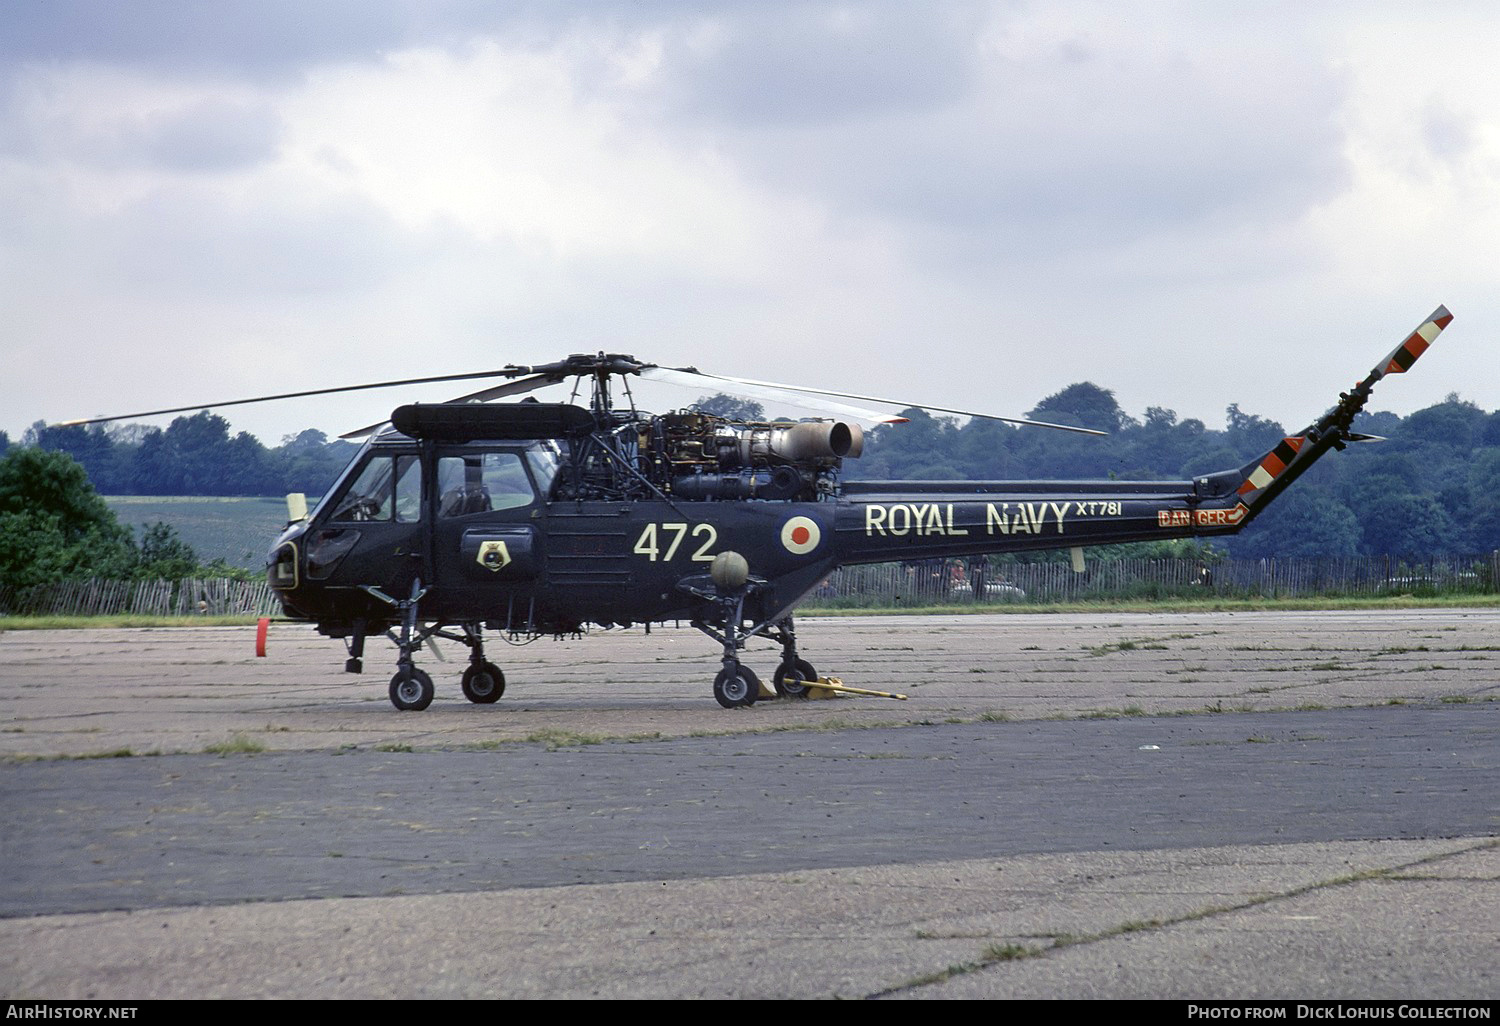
438;451;536;518
330;455;422;523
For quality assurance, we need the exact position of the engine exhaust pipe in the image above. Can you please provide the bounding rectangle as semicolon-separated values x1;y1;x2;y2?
731;421;863;464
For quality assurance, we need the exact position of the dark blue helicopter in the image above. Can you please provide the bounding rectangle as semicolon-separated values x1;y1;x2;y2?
66;307;1453;709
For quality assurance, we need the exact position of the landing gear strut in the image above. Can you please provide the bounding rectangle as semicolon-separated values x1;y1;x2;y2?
386;579;431;712
696;611;817;708
685;552;819;708
361;580;509;710
768;617;817;699
458;623;505;704
687;553;762;709
696;586;760;709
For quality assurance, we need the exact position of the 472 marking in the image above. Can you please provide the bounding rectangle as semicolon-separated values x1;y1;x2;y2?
632;522;718;562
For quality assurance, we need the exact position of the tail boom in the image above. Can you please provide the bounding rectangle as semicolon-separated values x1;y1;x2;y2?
832;305;1453;564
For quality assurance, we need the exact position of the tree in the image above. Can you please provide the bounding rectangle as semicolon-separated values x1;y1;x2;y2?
953;418;1018;479
0;447;123;545
1231;489;1361;559
31;422;132;493
1125;406;1208;478
0;448;136;591
1404;396;1486;448
1027;382;1132;434
861;408;964;479
692;394;765;422
1223;404;1286;457
278;433;359;496
221;431;283;495
0;511;77;591
1358;491;1461;555
131;411;282;495
1351;410;1403;437
1465;451;1500;551
280;428;329;452
133;522;200;579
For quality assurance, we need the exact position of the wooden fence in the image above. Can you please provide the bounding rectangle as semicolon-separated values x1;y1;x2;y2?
803;552;1500;608
0;577;280;617
3;552;1497;617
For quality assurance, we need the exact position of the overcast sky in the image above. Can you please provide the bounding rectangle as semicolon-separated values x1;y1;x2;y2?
4;1;1496;447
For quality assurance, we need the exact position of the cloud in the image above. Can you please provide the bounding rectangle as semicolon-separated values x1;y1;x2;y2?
0;0;481;77
137;98;283;172
0;62;283;177
3;1;1499;448
648;5;983;126
638;4;1350;262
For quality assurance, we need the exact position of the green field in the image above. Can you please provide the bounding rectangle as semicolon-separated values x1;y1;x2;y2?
106;496;295;570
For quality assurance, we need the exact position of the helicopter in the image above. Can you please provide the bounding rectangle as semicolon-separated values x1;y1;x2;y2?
62;306;1453;709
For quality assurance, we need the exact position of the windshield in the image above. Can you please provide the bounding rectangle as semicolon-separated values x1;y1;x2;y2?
330;453;422;523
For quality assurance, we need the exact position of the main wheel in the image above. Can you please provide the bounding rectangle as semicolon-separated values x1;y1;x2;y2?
461;661;506;704
713;664;761;709
389;667;435;711
773;658;818;699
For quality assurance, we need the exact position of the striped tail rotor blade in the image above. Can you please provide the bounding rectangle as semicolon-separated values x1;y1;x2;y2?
1372;305;1453;378
1237;435;1308;497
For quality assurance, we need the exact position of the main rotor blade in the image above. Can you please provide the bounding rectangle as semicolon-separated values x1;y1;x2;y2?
659;368;1108;436
639;367;908;428
54;367;544;428
444;372;566;405
337;372;564;440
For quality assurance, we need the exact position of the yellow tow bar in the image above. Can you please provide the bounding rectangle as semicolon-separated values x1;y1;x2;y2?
804;676;908;701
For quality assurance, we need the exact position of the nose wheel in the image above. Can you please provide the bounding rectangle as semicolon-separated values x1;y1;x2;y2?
365;583;509;710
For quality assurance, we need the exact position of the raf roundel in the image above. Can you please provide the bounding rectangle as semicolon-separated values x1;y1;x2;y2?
781;516;821;556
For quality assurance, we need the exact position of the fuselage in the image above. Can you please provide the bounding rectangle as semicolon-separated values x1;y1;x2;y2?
268;433;1238;636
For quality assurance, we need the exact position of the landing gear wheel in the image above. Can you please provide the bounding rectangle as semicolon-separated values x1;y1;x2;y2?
461;662;506;704
773;658;818;699
389;668;434;711
713;664;761;709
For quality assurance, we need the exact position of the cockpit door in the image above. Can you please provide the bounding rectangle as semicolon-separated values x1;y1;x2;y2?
430;448;546;611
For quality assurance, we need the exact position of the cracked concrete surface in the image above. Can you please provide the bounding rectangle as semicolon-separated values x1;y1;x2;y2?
2;610;1497;999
